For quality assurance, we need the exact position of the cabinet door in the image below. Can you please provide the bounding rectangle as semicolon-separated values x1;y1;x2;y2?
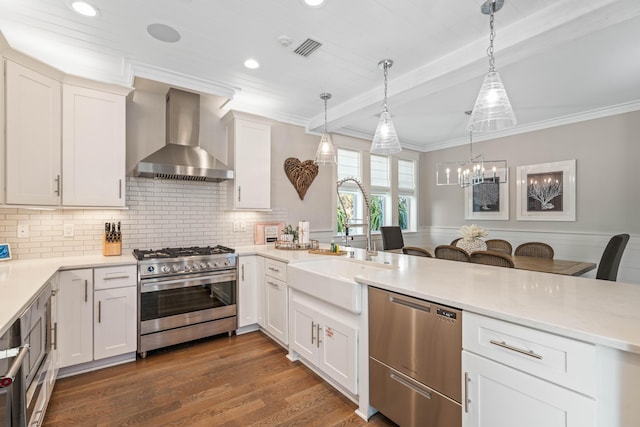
238;256;257;328
94;286;137;360
62;84;126;207
264;276;287;345
463;351;596;427
57;269;93;367
233;119;271;209
5;60;61;205
318;313;358;395
290;297;317;363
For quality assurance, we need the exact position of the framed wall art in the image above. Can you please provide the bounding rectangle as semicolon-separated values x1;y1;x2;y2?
464;168;509;220
254;222;285;245
516;160;576;221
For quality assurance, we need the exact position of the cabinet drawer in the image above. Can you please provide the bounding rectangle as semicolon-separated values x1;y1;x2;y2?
94;265;136;290
463;312;596;396
370;357;461;427
264;259;287;281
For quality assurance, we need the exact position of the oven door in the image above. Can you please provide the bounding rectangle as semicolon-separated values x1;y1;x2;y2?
1;320;27;427
140;270;237;334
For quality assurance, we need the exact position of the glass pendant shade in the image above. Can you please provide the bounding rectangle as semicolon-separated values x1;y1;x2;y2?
314;133;336;164
467;71;517;132
371;110;401;154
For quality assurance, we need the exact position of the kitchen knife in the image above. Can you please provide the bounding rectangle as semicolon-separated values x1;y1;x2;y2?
117;221;121;242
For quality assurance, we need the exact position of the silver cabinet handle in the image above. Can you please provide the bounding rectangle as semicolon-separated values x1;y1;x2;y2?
267;280;279;287
390;296;431;313
311;321;316;345
52;322;58;351
84;279;88;302
238;186;241;202
489;339;543;360
316;323;322;348
268;266;280;272
102;275;130;281
241;264;245;281
98;301;102;323
464;372;470;413
54;175;60;196
119;179;122;199
0;344;29;387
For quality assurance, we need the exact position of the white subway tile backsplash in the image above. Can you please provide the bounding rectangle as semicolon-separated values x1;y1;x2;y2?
0;177;288;259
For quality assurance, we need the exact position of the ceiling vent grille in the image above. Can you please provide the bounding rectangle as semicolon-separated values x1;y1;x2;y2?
293;38;322;57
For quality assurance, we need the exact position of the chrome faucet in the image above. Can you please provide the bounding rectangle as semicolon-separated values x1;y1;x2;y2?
337;177;376;256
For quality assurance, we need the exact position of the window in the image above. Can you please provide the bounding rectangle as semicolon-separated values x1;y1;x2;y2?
336;146;418;235
398;159;417;231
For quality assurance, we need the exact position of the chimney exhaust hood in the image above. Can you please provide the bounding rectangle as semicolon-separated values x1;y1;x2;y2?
134;88;233;182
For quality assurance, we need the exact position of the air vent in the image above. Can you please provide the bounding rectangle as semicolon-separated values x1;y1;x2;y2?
154;173;207;182
293;38;322;57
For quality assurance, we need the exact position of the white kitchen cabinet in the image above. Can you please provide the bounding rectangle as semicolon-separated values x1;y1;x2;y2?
238;255;258;329
463;351;595;427
462;312;597;427
262;258;288;346
5;60;62;205
58;265;137;369
62;84;126;207
225;114;271;210
58;269;93;367
290;290;358;394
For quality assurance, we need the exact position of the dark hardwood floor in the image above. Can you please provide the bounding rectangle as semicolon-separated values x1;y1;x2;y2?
43;331;397;426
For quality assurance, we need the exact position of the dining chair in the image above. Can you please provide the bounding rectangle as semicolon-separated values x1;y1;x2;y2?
402;246;432;257
514;242;554;259
470;251;515;268
380;226;404;250
450;238;462;246
485;239;513;255
596;234;630;281
435;245;470;262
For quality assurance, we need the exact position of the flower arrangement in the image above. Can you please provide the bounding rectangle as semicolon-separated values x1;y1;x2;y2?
458;224;488;240
282;224;299;242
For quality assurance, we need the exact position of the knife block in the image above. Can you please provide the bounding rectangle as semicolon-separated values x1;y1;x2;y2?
102;233;122;256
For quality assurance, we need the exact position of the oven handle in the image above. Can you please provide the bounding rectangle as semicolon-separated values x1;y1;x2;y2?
140;272;236;293
0;344;29;388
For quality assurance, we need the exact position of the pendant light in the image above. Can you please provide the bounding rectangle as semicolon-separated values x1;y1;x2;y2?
371;59;402;155
314;93;336;165
468;0;517;132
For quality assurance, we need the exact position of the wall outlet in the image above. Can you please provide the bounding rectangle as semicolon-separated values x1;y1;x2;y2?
18;224;29;238
240;222;246;232
63;223;74;237
233;222;240;232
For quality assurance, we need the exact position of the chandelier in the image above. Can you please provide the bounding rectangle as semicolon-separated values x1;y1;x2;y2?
436;112;507;187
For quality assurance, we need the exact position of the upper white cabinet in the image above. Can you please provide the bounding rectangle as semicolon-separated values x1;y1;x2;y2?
5;60;62;205
62;84;126;207
225;113;271;210
3;53;130;208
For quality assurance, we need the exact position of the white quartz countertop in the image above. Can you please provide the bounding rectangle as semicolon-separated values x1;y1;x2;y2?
0;254;136;337
238;245;640;354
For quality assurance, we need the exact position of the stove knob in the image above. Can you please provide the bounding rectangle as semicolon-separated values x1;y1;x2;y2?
223;260;230;266
191;263;200;271
200;262;207;270
160;265;170;274
207;262;215;269
172;264;180;272
213;261;220;268
184;264;192;272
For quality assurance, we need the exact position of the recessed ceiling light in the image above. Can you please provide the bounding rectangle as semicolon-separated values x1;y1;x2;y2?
70;1;99;17
244;59;260;69
147;23;181;43
303;0;326;7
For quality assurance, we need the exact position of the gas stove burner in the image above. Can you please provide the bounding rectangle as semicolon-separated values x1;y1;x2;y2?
133;245;235;260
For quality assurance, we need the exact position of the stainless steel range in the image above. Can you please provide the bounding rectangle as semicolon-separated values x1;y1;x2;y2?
133;245;237;358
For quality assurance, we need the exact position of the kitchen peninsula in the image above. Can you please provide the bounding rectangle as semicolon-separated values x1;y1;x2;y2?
3;247;639;426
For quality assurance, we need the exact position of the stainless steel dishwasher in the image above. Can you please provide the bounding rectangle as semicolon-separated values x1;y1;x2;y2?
369;286;462;427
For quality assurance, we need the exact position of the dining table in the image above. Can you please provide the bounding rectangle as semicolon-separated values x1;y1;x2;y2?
509;255;596;276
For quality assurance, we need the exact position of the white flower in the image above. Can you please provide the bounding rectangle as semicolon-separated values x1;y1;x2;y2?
459;224;488;239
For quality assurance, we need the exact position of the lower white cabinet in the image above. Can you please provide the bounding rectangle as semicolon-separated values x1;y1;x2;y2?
261;258;288;345
463;351;595;427
58;265;136;368
238;255;258;329
290;290;358;394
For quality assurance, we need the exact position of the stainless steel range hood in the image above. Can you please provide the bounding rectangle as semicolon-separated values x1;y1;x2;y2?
134;88;233;182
